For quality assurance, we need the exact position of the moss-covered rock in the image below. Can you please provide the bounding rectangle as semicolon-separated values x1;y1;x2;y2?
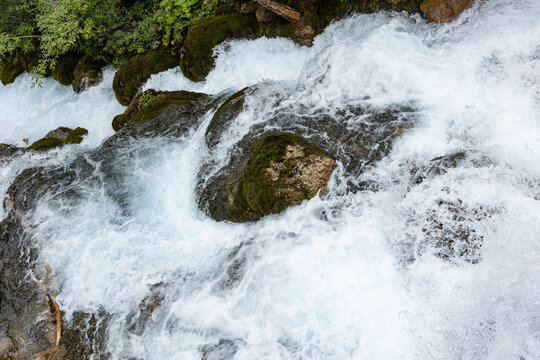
113;48;180;106
72;55;105;93
51;55;79;86
112;89;209;131
27;127;89;151
180;13;258;82
0;58;25;85
0;52;43;85
65;127;89;144
221;134;336;222
27;137;65;152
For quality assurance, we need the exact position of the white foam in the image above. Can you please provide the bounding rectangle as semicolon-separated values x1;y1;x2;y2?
2;0;540;358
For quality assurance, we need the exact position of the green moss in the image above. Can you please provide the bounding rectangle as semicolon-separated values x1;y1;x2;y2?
65;127;89;144
51;55;79;86
113;48;180;106
229;133;326;221
0;57;25;85
112;89;208;131
27;137;65;151
180;13;258;82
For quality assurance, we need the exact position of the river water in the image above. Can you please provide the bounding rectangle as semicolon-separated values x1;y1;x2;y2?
1;0;540;359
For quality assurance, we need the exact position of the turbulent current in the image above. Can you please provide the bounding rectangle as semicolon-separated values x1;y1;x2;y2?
1;0;540;359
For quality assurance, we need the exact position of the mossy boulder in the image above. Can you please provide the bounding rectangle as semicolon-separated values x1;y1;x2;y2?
27;127;88;151
51;55;79;86
209;133;336;223
112;89;209;131
0;52;42;85
113;48;180;106
180;13;258;82
72;56;105;93
0;58;25;85
27;137;66;152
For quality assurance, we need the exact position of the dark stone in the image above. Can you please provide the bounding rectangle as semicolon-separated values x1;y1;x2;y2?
198;85;416;222
111;89;209;132
201;339;239;360
72;56;106;93
45;127;72;141
59;312;110;360
205;88;248;149
27;127;89;151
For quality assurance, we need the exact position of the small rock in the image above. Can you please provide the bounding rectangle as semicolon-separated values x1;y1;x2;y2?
201;339;238;360
45;127;72;142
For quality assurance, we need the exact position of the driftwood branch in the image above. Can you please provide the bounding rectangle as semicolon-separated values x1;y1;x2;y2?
1;35;42;40
254;0;301;22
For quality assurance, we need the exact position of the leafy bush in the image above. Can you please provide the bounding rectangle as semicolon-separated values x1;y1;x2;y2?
155;0;219;46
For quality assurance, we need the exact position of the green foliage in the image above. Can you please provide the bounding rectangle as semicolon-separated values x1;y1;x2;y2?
155;0;220;46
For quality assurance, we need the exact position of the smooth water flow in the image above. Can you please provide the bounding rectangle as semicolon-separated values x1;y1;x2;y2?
1;0;540;359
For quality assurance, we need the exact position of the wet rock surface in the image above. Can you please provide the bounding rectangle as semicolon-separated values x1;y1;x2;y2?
420;0;474;22
112;89;210;132
72;56;105;93
0;213;58;360
226;133;337;222
199;84;415;222
27;127;89;152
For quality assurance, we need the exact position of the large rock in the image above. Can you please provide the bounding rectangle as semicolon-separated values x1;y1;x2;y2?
111;89;210;131
113;48;180;106
198;84;415;222
0;58;25;86
0;52;40;85
420;0;474;22
228;133;336;222
180;13;258;82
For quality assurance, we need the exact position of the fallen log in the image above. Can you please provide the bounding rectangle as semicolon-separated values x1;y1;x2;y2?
254;0;300;22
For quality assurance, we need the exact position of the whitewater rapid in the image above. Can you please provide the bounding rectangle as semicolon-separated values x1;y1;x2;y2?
1;0;540;359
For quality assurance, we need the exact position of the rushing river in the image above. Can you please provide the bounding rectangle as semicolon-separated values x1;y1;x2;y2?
1;0;540;359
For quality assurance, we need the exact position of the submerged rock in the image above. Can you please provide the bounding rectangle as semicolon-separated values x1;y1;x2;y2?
421;199;497;264
113;48;180;106
201;339;239;360
420;0;474;23
112;89;209;131
180;13;258;82
27;127;88;151
59;312;109;360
